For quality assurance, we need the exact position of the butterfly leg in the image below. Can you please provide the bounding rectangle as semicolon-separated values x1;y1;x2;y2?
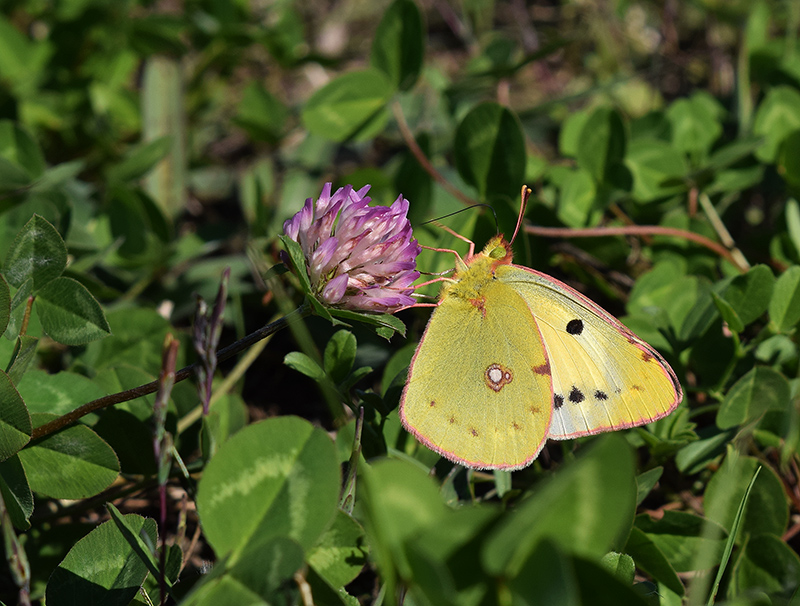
427;222;476;258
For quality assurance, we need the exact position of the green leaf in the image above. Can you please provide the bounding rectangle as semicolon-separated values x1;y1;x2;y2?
324;330;357;384
507;539;581;606
625;526;684;596
106;136;172;183
46;514;156;606
730;533;800;598
36;277;112;345
17;414;120;499
494;469;512;498
482;434;636;577
410;506;498;603
0;369;31;461
106;503;170;593
182;537;304;606
454;102;526;201
196;416;340;555
228;536;304;599
624;139;688;203
778;129;800;188
0;455;33;530
601;552;635;585
0;120;46;180
3;214;67;289
0;156;33;192
576;107;627;184
359;458;447;590
634;511;726;572
0;275;9;335
716;367;791;430
6;336;39;385
198;393;248;458
666;92;723;157
572;556;650;605
370;0;424;91
753;86;800;163
678;280;718;343
284;351;327;383
301;69;393;142
327;308;407;339
674;427;733;474
93;408;156;476
559;109;592;158
707;466;761;605
705;136;764;171
706;165;765;195
721;264;774;326
704;453;788;537
549;166;599;228
711;291;744;333
234;81;289;143
279;235;313;295
5;278;33;341
17;369;107;416
787;199;800;258
307;510;368;588
636;467;664;506
106;188;153;258
405;546;460;606
182;574;268;606
770;265;800;331
78;307;172;372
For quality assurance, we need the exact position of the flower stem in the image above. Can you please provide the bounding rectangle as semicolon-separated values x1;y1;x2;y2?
30;304;312;440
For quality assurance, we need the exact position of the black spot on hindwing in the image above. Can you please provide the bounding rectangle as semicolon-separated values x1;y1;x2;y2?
568;386;585;404
566;319;584;335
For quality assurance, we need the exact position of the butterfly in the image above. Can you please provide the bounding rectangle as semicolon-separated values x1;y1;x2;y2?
399;187;683;470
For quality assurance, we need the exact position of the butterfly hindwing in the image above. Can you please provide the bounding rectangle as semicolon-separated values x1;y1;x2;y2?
497;264;682;439
400;277;553;470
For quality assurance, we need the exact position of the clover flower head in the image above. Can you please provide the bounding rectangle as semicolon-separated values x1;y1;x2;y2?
283;183;421;312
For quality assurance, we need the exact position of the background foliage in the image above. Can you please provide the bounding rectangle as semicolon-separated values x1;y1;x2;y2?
0;0;799;604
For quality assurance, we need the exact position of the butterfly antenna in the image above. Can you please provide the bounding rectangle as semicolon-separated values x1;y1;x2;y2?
418;204;496;227
510;185;532;244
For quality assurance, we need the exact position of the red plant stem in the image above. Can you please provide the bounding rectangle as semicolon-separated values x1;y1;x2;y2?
525;223;748;273
20;296;34;337
391;101;478;208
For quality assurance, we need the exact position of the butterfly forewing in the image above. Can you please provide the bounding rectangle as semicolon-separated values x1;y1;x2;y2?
401;278;553;470
497;265;682;439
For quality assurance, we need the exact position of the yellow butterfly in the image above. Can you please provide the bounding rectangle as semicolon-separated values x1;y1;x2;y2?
400;188;683;470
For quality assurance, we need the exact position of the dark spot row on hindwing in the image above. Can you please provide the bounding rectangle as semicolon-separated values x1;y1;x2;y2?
553;386;611;409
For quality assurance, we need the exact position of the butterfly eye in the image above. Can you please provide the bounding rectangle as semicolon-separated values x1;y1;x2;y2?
489;245;507;260
566;319;584;335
